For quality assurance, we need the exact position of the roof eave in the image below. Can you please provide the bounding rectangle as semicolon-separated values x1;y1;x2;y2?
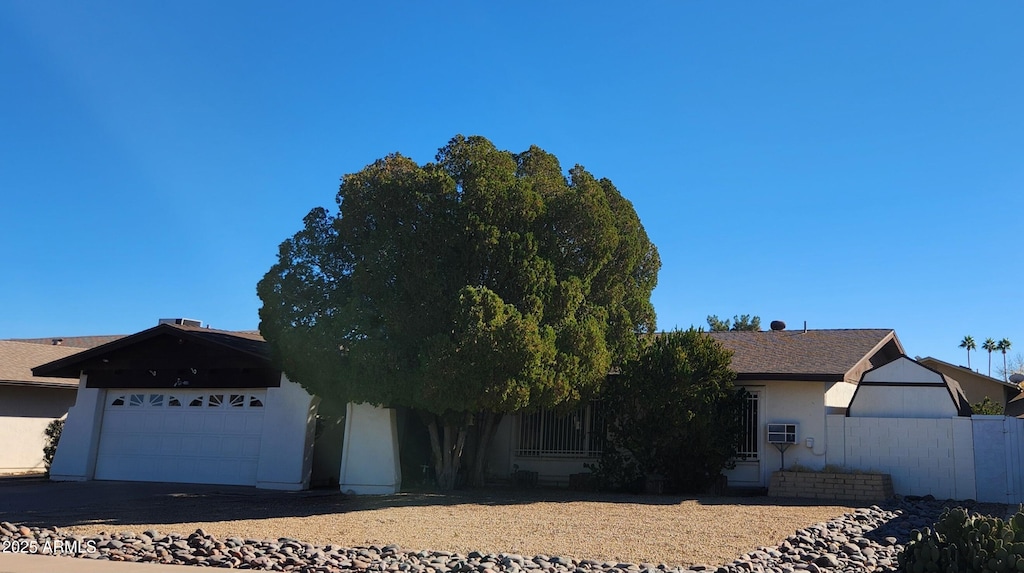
0;379;79;389
32;324;268;378
735;372;844;382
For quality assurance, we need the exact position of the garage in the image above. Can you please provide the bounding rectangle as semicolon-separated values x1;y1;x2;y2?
34;320;319;490
95;389;266;485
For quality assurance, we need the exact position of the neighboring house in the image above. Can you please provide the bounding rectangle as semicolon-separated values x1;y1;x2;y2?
0;341;85;474
33;321;320;490
482;327;904;489
1007;393;1024;419
916;356;1019;412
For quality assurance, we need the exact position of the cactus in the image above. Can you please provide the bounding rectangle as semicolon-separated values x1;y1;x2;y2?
900;508;1024;573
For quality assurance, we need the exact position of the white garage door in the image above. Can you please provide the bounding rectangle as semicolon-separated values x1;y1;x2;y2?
95;390;265;486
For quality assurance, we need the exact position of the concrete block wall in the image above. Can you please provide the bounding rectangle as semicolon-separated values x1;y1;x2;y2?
826;416;975;500
768;470;894;502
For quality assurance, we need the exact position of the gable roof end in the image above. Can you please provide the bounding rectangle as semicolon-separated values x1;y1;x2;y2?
32;323;270;379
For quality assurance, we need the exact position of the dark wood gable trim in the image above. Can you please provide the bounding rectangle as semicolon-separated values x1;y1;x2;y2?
34;324;280;389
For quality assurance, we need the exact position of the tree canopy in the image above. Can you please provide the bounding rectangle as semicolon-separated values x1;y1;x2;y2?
706;314;761;332
257;135;661;487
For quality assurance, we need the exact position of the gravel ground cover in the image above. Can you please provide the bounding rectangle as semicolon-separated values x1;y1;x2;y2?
3;489;1010;572
43;490;857;567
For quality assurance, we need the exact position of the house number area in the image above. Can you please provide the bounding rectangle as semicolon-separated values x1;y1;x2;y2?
1;538;98;555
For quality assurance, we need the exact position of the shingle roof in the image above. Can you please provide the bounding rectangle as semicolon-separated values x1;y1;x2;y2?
0;341;85;388
708;329;900;378
7;335;128;349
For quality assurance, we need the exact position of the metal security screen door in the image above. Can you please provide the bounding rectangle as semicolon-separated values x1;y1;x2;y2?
737;391;759;460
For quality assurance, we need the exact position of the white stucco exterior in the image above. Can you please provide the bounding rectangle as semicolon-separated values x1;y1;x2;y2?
0;385;76;474
49;379;104;482
726;381;831;488
256;376;320;490
0;417;55;474
339;402;401;494
824;380;857;413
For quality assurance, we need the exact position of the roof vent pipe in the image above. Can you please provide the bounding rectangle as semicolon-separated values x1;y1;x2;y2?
803;321;807;333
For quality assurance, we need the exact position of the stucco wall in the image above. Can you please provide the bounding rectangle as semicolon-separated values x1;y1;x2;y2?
826;414;975;499
49;378;105;482
725;381;828;488
824;381;857;413
957;376;1012;407
0;386;77;474
758;380;828;473
338;402;401;494
921;359;1014;406
0;417;53;474
255;376;320;490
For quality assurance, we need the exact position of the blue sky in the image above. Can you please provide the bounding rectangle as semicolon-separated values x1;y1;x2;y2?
2;2;1021;371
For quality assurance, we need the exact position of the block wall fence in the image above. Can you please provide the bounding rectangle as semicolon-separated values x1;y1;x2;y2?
815;414;1024;504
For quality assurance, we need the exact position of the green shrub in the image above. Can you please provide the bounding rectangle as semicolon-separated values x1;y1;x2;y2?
42;418;64;474
599;329;745;493
584;449;644;493
898;507;1024;572
972;396;1005;415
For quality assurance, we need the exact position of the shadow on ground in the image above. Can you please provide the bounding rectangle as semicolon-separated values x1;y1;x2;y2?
0;477;858;529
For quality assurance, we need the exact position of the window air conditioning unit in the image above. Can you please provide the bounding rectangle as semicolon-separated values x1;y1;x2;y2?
767;423;798;444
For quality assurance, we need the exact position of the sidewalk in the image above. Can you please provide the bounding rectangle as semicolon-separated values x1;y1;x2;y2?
0;553;200;573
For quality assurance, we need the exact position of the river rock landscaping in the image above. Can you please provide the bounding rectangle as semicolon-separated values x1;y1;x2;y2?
0;497;1005;572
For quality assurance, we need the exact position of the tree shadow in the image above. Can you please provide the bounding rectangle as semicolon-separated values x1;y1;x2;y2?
0;479;845;530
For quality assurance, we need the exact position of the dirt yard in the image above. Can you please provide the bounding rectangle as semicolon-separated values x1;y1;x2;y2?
44;489;860;567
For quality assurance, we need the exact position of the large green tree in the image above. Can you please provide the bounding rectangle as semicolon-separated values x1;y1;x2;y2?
258;135;660;489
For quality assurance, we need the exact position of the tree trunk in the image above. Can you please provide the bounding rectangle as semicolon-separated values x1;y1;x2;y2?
469;412;503;487
427;416;468;490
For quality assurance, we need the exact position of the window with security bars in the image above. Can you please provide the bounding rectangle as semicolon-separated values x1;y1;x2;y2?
736;392;759;460
516;400;606;458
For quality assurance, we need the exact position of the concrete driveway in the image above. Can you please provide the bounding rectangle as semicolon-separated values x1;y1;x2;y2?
0;475;342;529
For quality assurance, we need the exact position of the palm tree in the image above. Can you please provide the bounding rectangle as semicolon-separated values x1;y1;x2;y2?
983;338;998;377
959;335;976;369
999;338;1013;381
